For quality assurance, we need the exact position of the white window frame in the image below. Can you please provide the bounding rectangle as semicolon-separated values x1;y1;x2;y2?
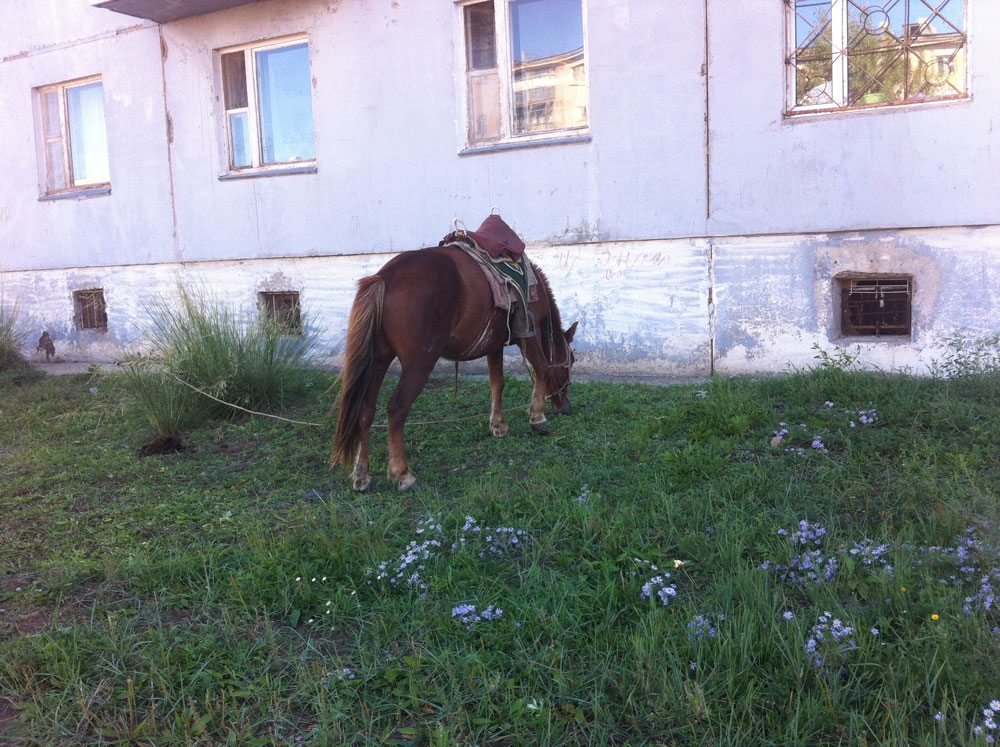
785;0;969;116
216;34;316;177
455;0;590;152
34;75;111;197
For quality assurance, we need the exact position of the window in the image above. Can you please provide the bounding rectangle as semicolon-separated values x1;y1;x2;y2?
259;291;302;334
36;76;110;195
788;0;967;114
219;36;315;172
460;0;588;148
73;289;108;331
837;276;911;337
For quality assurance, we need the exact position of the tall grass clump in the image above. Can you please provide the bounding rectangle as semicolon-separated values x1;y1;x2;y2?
119;284;320;435
0;293;29;372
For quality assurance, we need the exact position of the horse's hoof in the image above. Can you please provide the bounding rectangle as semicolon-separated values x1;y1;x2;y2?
491;422;510;438
397;473;418;492
530;419;550;435
352;467;371;492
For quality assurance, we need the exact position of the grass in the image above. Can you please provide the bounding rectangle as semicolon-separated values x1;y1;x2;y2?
2;366;1000;744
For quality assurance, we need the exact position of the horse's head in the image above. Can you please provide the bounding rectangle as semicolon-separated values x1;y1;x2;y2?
548;321;577;415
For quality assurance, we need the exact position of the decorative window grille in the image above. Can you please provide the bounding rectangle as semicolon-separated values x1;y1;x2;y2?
73;289;108;330
787;0;967;114
259;291;302;334
839;277;911;337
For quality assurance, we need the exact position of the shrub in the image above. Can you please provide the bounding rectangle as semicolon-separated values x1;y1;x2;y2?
118;284;320;435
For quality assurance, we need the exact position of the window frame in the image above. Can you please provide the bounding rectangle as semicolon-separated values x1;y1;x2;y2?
455;0;591;153
784;0;969;118
216;34;317;177
34;75;111;198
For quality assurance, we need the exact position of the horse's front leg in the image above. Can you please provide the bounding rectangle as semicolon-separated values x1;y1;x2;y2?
486;349;509;438
527;373;549;435
385;358;435;491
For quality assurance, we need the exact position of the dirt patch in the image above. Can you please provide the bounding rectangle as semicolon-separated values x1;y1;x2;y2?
138;434;187;457
31;361;116;377
0;575;135;645
0;696;21;742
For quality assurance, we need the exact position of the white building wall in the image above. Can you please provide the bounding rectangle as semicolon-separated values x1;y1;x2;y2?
2;0;998;376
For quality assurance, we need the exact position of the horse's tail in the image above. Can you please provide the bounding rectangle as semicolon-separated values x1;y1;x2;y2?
331;275;385;469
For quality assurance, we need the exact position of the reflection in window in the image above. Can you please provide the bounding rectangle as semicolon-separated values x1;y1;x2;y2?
37;77;110;194
220;37;315;171
510;0;586;136
789;0;967;113
462;0;588;147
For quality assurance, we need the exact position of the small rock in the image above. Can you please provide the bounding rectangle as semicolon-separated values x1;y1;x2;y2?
770;435;785;447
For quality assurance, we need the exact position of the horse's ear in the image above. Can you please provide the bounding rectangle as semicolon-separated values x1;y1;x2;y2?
564;321;578;343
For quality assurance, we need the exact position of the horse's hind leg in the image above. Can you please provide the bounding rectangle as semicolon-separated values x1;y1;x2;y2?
486;349;509;437
385;358;436;491
352;356;391;492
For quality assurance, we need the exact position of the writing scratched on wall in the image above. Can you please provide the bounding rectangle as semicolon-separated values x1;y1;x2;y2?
597;249;667;280
557;248;669;279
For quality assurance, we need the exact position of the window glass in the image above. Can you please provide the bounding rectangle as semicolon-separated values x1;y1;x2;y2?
465;2;496;70
256;43;315;163
221;51;248;109
43;91;62;137
66;82;110;185
509;0;586;136
229;111;251;168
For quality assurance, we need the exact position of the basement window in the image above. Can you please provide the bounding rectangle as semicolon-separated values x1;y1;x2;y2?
73;289;108;330
837;276;911;338
259;291;301;334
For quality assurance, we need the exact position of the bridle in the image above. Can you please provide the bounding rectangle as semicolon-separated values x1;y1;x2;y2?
539;296;574;402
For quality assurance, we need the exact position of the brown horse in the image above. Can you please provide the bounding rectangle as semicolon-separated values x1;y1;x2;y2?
331;245;577;492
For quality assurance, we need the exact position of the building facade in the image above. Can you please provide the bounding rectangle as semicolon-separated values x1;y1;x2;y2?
1;0;997;375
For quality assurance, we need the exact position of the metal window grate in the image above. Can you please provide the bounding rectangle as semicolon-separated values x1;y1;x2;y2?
839;277;911;337
73;289;107;330
259;291;301;334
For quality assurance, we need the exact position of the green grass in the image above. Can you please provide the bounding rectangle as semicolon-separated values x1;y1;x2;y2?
2;367;1000;744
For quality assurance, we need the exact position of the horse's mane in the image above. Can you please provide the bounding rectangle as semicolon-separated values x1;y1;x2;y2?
530;263;564;336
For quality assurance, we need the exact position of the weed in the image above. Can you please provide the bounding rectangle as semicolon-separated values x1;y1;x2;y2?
930;331;1000;378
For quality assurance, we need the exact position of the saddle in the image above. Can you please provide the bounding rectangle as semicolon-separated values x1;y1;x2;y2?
440;214;538;340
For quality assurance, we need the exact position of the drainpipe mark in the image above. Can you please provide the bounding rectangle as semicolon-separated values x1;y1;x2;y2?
158;27;180;259
708;240;716;377
702;0;712;224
